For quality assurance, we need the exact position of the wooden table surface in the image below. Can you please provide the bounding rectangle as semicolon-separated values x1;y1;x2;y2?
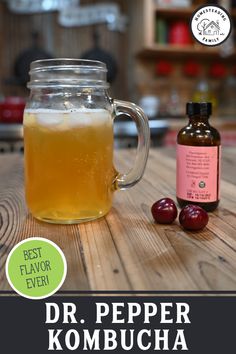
0;148;236;291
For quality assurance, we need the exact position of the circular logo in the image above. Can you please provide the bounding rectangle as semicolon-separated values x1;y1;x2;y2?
6;237;67;300
190;5;232;46
199;181;206;188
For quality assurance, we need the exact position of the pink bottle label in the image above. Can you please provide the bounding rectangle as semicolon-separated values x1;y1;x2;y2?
176;144;221;203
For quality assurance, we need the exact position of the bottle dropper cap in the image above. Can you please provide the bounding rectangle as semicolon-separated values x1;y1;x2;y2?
186;102;212;116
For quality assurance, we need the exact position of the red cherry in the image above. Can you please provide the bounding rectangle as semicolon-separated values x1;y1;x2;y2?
179;205;209;231
151;198;178;224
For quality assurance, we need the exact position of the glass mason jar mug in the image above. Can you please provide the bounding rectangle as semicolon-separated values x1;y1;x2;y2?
24;59;150;224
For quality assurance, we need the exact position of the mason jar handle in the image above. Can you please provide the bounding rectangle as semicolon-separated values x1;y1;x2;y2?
112;99;150;190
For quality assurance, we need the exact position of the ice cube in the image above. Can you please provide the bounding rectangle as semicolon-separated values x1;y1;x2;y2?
36;112;64;127
67;112;92;128
93;111;111;125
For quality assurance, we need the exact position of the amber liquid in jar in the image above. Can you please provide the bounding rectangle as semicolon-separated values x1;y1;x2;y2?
176;102;221;212
24;109;116;223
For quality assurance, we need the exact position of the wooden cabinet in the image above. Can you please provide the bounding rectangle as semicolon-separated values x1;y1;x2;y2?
127;0;236;117
129;0;236;59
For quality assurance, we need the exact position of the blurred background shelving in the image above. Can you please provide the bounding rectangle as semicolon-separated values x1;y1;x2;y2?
0;0;236;150
127;0;236;147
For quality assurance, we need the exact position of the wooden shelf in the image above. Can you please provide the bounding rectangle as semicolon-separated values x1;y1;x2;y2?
138;44;236;59
128;0;236;105
154;6;236;19
154;6;197;18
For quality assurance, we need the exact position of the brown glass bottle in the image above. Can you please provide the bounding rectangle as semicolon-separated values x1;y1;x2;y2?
176;102;221;212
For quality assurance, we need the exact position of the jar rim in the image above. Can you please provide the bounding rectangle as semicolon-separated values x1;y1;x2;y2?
30;58;107;71
28;58;109;89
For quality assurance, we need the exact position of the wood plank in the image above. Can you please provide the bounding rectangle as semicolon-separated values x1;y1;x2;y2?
0;148;236;291
137;45;228;60
0;154;89;290
112;148;236;290
106;204;197;290
78;219;132;290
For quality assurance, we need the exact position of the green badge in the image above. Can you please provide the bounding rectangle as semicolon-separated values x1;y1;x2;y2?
6;237;67;299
